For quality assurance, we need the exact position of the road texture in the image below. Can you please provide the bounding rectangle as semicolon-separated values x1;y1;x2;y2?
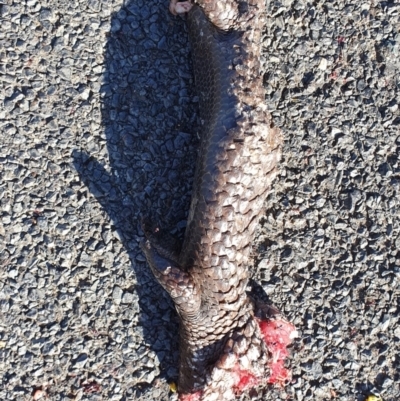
0;0;399;400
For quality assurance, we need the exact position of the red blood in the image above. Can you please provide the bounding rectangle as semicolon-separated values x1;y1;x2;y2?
82;381;101;393
233;367;258;393
257;319;296;385
179;318;296;400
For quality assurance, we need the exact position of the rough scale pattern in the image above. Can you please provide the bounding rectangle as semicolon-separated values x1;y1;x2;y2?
141;1;296;399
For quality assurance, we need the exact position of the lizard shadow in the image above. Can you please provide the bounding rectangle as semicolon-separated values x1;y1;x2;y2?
72;0;199;393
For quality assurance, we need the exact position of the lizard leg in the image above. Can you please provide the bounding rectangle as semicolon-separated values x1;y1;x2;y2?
140;220;200;319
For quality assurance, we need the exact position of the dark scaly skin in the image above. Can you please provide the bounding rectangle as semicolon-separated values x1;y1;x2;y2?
141;1;290;399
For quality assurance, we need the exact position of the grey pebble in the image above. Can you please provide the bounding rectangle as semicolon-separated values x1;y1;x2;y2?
73;354;88;369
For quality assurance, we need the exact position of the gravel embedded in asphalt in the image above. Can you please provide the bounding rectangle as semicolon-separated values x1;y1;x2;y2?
0;0;399;400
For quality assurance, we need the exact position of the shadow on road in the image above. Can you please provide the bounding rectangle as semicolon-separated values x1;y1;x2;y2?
73;0;199;394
